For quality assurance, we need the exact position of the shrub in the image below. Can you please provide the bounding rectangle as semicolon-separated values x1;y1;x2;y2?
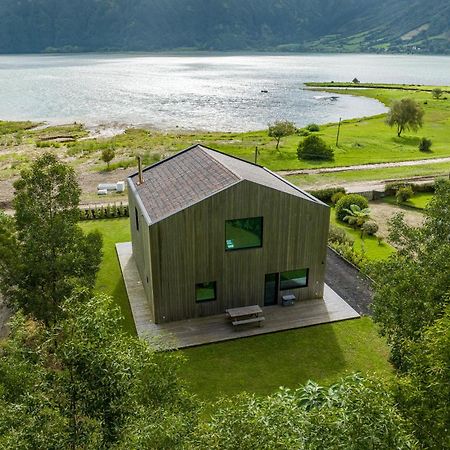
298;135;334;161
396;186;414;203
308;187;346;203
335;194;368;222
432;88;443;99
385;182;413;196
329;241;368;270
331;191;345;205
328;225;354;246
79;203;129;221
418;137;432;152
306;123;320;132
298;129;310;137
361;221;379;236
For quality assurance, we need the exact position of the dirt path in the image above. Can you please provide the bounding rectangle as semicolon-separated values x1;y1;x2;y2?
370;201;425;238
278;156;450;176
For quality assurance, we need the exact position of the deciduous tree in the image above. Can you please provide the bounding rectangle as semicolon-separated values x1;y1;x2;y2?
268;120;296;150
0;153;102;324
385;98;424;137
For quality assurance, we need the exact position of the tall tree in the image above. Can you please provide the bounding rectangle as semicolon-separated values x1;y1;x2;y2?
0;153;102;324
371;180;450;368
385;98;424;137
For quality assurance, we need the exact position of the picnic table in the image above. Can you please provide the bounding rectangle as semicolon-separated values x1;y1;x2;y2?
226;305;265;329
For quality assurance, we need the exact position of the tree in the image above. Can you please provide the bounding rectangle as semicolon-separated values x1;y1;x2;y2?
101;146;115;169
371;180;450;369
268;120;296;150
0;153;102;324
385;98;424;137
395;305;450;449
431;87;443;99
297;135;334;161
190;374;416;449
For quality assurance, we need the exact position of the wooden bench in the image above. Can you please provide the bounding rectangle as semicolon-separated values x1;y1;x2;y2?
232;316;265;327
226;305;265;330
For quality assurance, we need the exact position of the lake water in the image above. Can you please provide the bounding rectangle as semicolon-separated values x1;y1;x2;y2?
1;53;449;131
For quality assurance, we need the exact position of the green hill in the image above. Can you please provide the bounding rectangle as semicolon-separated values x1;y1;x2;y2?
0;0;448;54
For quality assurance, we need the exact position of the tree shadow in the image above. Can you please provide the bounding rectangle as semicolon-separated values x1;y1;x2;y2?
391;135;420;146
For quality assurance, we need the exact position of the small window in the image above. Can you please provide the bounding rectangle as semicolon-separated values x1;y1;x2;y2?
195;281;217;302
280;268;309;290
225;217;263;251
135;207;139;231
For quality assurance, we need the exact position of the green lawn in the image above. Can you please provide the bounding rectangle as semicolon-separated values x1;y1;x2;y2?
382;192;434;211
80;218;135;334
181;317;392;401
329;211;395;260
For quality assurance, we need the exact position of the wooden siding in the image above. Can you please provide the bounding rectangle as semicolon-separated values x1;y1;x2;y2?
145;180;329;323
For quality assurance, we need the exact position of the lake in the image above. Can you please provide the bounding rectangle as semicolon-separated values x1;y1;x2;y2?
1;53;449;131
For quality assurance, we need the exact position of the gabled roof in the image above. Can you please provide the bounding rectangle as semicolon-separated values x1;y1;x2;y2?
129;144;323;224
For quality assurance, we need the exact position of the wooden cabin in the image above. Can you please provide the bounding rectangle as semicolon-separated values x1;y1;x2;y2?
127;145;329;323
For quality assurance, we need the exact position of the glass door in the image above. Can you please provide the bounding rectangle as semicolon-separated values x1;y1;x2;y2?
264;273;279;306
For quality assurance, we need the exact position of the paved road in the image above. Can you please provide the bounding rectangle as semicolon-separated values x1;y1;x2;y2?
325;248;373;316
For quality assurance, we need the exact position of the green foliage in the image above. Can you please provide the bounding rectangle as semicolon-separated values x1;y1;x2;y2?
396;186;414;203
0;153;102;324
190;374;416;449
342;204;371;227
431;87;443;99
297;135;334;161
371;180;450;369
418;136;432;152
101;146;115;169
308;187;346;203
361;220;379;236
385;98;424;137
79;203;129;221
328;241;368;269
395;305;450;449
267;120;296;150
0;293;197;448
328;224;354;246
330;191;345;205
335;194;368;222
306;123;320;132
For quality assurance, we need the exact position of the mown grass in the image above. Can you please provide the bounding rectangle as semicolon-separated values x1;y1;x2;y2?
382;192;434;211
287;161;450;189
181;317;392;401
79;218;135;334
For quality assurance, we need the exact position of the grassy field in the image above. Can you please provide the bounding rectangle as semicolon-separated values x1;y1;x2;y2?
181;317;392;401
287;161;450;189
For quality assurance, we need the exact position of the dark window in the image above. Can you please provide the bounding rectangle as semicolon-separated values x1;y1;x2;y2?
135;207;139;231
195;281;217;302
225;217;263;251
280;269;309;290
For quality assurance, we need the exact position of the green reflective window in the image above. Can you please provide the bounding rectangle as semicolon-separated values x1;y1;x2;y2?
280;268;309;290
195;281;217;302
225;217;263;251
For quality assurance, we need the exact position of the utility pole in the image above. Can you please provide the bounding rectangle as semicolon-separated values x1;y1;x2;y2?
336;117;342;147
254;146;259;164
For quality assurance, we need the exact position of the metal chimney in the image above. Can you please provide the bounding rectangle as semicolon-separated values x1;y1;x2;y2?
137;156;143;185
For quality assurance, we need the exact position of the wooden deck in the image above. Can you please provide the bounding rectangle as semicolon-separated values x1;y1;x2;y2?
116;242;360;349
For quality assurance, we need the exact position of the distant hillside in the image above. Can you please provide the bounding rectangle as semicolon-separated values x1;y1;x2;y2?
0;0;448;54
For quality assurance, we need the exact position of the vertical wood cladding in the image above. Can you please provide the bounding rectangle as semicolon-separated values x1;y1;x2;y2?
145;180;329;323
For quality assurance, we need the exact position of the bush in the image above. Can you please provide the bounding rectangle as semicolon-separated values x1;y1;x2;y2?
298;135;334;161
298;129;310;137
331;191;345;205
335;194;368;222
361;221;379;236
384;182;412;196
306;123;320;132
396;186;414;203
328;225;354;246
308;187;346;203
79;203;129;221
329;241;368;270
432;88;443;99
418;137;432;152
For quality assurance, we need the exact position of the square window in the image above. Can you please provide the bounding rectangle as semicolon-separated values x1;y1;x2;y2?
225;217;263;251
195;281;217;302
280;268;309;290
